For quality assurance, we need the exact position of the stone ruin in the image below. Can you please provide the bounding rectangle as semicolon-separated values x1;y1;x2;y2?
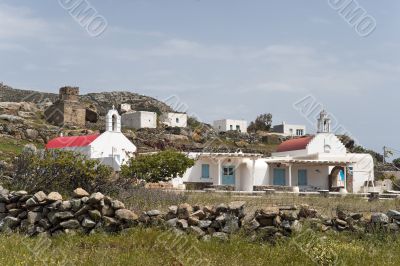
44;86;86;127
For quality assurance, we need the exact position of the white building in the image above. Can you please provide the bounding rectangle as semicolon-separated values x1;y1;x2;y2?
173;111;374;193
160;112;187;128
213;119;247;133
121;111;157;129
272;122;306;136
46;107;137;171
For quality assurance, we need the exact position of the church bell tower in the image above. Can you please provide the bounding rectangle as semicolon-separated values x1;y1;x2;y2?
317;110;331;133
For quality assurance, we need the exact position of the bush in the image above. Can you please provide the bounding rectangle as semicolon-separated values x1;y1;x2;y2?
7;149;113;194
121;150;195;183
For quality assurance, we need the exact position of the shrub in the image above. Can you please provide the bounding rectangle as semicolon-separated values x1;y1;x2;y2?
121;150;195;183
7;149;113;194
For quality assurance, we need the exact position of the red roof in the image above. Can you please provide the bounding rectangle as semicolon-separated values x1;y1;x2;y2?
46;134;100;149
276;136;314;152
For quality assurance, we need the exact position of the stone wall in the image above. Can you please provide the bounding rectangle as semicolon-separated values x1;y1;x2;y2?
1;187;400;240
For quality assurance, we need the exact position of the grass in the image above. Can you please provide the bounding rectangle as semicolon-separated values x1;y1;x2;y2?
119;190;400;217
0;136;43;161
1;227;400;265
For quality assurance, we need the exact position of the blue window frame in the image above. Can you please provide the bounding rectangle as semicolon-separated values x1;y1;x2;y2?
273;168;286;186
298;169;308;186
201;164;210;179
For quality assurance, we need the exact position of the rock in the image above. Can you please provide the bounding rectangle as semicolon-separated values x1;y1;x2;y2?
228;201;246;211
75;205;91;217
87;192;104;204
255;208;279;226
0;203;6;212
177;219;188;229
188;216;199;226
146;210;161;217
48;211;74;224
335;219;348;227
281;220;291;230
388;223;400;231
336;209;347;220
85;108;99;123
70;199;82;212
111;200;125;210
115;209;138;222
8;209;23;217
189;226;205;237
387;210;400;221
222;215;239;234
14;191;28;197
82;218;96;228
33;191;47;203
39;219;51;229
371;213;389;224
247;219;260;231
73;188;89;198
168;205;178;215
177;203;193;219
0;114;24;122
212;232;228;241
101;205;114;216
27;212;42;224
280;210;298;221
60;219;80;229
3;216;20;228
290;220;302;233
60;201;72;211
191;210;206;220
166;218;178;227
198;220;212;229
103;216;119;228
299;204;317;218
25;197;38;207
88;210;102;222
350;213;363;220
25;129;38;139
216;203;228;214
47;192;62;202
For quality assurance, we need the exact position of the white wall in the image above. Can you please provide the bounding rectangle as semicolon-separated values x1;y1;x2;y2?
161;113;187;127
122;111;157;129
89;131;137;171
213;119;248;133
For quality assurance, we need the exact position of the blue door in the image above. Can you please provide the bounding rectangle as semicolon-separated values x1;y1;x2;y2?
273;168;286;186
298;169;308;186
222;166;235;185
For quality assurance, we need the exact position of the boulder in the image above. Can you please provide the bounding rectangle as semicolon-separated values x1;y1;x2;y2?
189;226;205;237
87;192;104;205
115;209;138;222
82;218;96;228
212;232;228;241
47;192;63;202
27;212;42;224
198;220;212;229
60;219;80;229
371;213;389;224
88;210;102;222
299;204;317;218
111;200;125;210
25;129;39;140
191;210;206;220
166;218;178;227
177;219;188;230
33;191;47;203
177;203;193;219
387;210;400;221
73;188;89;198
146;210;161;217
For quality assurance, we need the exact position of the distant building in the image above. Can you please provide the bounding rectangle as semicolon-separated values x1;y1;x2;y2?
272;122;306;137
44;86;86;127
121;111;157;129
160;113;187;128
213;119;247;133
46;107;137;171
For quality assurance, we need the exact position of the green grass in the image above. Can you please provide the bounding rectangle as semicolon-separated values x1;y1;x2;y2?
0;137;43;161
0;228;400;265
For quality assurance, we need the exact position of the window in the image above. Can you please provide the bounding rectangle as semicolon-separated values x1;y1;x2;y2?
298;169;308;186
296;129;304;136
112;114;118;132
176;117;179;123
236;125;240;132
201;164;210;178
289;128;293;135
230;125;233;130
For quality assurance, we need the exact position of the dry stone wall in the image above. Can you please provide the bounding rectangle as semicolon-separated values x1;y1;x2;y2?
1;186;400;240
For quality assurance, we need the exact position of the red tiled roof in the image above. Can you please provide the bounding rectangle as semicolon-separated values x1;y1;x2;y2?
276;136;314;152
46;134;100;149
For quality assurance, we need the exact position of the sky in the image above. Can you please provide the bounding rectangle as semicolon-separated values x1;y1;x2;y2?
0;0;399;157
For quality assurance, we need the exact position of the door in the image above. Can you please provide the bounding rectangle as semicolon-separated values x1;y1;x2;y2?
222;166;235;185
273;168;286;186
298;169;308;186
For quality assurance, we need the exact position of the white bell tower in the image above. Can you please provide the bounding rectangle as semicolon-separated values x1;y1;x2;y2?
106;106;121;132
317;110;331;133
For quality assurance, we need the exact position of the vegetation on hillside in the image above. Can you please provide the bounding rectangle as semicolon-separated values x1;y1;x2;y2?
248;113;273;132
